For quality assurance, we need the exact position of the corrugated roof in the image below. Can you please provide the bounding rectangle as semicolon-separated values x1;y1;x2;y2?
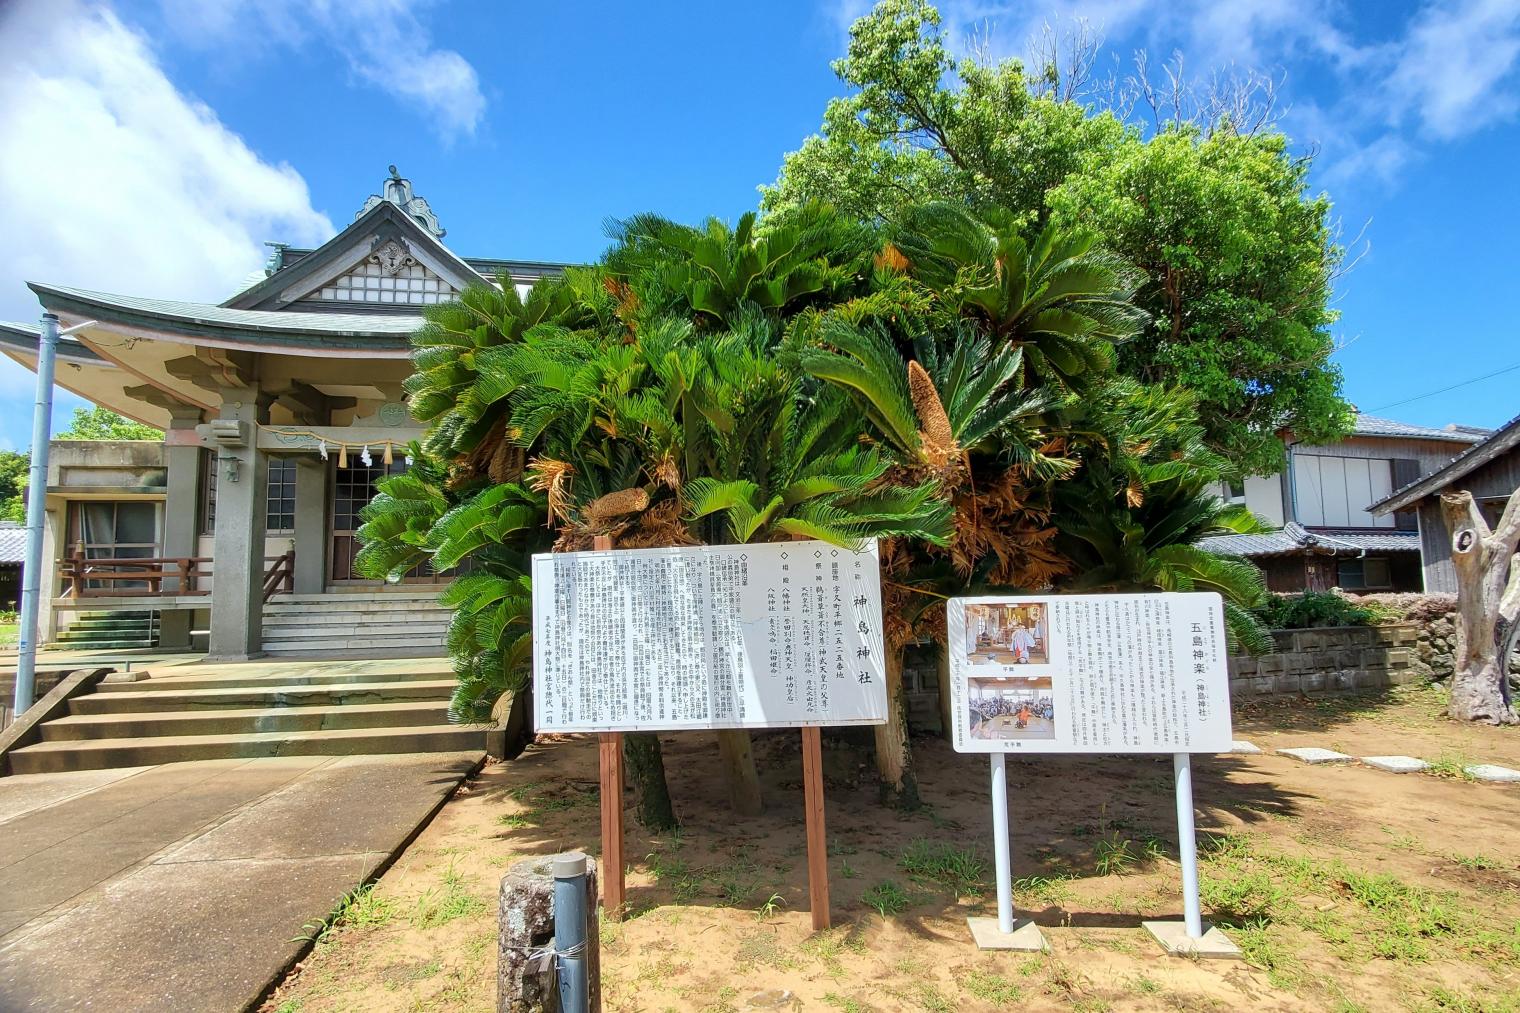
1371;411;1520;515
1200;522;1420;558
1352;414;1487;443
0;523;27;563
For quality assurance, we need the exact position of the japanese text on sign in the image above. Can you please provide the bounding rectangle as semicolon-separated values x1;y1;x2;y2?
532;540;889;733
947;593;1232;754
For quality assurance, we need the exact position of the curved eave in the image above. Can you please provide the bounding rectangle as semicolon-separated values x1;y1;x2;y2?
0;333;173;430
30;283;417;358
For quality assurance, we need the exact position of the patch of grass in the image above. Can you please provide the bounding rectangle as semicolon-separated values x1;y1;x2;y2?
292;883;394;943
801;926;865;974
1130;974;1161;995
840;859;858;879
733;929;797;971
645;850;703;902
1451;852;1503;871
1093;832;1136;876
821;994;871;1013
1427;753;1479;782
274;1001;302;1013
962;967;1022;1003
411;864;487;930
862;880;909;917
899;839;986;896
1014;874;1075;907
911;982;955;1012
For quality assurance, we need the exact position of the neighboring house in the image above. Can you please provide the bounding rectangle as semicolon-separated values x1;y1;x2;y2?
0;521;23;610
1369;412;1520;593
1200;415;1488;593
0;168;567;658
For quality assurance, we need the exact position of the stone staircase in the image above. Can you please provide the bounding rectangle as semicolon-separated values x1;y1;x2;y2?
49;610;159;651
5;658;482;774
261;589;450;657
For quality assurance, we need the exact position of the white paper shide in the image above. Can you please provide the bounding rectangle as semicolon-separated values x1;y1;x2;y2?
532;539;888;733
948;592;1233;754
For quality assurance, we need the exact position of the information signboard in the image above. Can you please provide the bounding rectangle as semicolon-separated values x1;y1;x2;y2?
947;592;1232;754
532;539;888;733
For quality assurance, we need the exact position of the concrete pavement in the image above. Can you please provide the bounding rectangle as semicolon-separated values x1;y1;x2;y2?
0;750;481;1011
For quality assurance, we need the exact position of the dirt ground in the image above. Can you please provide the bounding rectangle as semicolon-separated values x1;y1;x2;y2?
263;684;1520;1013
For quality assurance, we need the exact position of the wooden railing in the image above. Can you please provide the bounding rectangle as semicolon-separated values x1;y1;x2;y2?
60;551;212;598
262;550;295;603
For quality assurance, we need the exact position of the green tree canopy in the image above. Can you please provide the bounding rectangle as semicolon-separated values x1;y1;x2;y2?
761;0;1352;474
57;406;162;441
0;450;28;524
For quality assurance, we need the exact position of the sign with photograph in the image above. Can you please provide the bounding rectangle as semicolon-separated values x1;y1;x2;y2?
947;593;1232;754
532;540;888;733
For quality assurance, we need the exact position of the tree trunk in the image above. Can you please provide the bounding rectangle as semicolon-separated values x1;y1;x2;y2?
936;648;954;740
1440;488;1520;725
715;730;764;816
874;645;921;809
623;732;678;830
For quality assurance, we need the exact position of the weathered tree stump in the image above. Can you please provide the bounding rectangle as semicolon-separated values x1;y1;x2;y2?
498;854;601;1013
1440;487;1520;725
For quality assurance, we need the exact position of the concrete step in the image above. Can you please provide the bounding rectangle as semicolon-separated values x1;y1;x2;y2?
261;611;449;628
261;635;447;654
38;700;455;740
262;606;450;622
64;618;158;630
77;610;156;620
254;623;450;642
7;723;486;773
69;680;458;714
57;629;156;641
94;667;451;692
270;592;444;606
49;638;158;650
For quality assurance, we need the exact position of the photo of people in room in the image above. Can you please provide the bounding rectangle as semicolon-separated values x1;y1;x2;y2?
967;676;1055;740
964;602;1050;668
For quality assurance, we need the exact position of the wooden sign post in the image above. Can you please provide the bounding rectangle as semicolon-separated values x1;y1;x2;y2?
592;534;626;919
801;725;830;930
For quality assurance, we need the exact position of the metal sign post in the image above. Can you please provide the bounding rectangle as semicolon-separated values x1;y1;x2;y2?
966;752;1048;951
1139;751;1241;957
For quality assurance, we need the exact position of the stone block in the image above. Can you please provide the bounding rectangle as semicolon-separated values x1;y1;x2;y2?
1250;677;1274;696
1385;648;1411;667
1230;740;1262;755
1361;755;1429;774
1465;764;1520;784
967;916;1050;952
1300;672;1328;693
1277;746;1354;765
1329;671;1356;691
1230;657;1259;677
1256;655;1285;675
1294;630;1325;653
1142;921;1243;959
1353;670;1386;689
1359;649;1389;670
1274;674;1303;694
499;853;601;1013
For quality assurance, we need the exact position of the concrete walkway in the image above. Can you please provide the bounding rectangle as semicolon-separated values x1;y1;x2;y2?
0;751;481;1011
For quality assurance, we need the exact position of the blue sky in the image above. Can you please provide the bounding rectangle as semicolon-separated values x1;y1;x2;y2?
0;0;1516;452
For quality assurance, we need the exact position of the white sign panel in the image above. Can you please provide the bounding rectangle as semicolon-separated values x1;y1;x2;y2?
947;593;1232;754
532;540;888;733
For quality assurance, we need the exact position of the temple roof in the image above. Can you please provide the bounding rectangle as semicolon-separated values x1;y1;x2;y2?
32;283;419;352
358;166;447;238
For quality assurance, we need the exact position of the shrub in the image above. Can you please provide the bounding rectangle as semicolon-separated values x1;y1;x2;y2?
1255;592;1398;630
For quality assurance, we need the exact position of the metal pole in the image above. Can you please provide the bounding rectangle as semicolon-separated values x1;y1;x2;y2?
13;313;60;717
1173;752;1204;939
990;752;1014;934
552;851;590;1013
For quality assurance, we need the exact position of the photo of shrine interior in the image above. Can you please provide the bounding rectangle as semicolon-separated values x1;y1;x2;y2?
968;676;1056;740
964;602;1051;667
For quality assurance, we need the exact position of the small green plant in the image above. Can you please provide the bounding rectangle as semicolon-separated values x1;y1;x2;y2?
1450;852;1501;871
840;859;858;879
821;994;869;1013
291;882;394;942
1093;832;1135;876
1255;591;1398;630
862;880;909;917
1014;874;1075;906
1131;974;1161;995
756;893;784;921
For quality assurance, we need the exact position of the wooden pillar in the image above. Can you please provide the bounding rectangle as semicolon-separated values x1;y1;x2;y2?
593;533;626;917
801;725;830;930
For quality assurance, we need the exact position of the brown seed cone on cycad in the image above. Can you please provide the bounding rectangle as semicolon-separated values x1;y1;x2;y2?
582;487;650;527
908;360;957;471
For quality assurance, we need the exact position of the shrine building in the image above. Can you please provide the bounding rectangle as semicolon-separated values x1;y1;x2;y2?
0;169;564;659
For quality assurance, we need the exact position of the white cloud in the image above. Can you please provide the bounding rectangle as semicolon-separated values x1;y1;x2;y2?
157;0;487;139
1391;0;1520;138
0;0;334;445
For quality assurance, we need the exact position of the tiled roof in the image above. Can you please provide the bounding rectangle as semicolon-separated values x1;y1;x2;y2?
32;284;421;337
1199;522;1420;558
1371;411;1520;514
1352;414;1487;443
0;523;26;563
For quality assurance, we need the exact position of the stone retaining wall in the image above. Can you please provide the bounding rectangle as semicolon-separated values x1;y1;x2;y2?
1348;592;1458;682
1229;623;1422;702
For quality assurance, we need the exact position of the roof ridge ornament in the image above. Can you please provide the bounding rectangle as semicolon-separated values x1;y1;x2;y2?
357;165;446;239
